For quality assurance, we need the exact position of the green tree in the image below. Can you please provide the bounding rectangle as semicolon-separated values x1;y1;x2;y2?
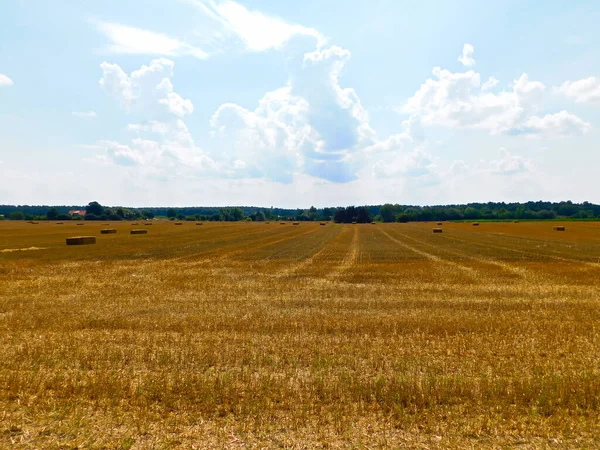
167;208;177;219
379;204;396;222
47;208;59;220
86;201;104;216
9;211;25;220
232;208;244;221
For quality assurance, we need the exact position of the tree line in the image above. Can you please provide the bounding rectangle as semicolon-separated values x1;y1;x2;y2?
1;200;600;223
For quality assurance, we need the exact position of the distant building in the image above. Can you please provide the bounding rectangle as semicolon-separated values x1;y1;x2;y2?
68;210;86;216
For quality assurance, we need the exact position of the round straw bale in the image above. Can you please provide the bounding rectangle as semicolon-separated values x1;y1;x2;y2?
433;228;443;233
553;226;566;231
101;229;117;234
472;222;480;226
130;229;148;234
175;222;183;225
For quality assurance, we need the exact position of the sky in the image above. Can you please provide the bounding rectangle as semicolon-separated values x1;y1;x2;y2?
1;0;600;208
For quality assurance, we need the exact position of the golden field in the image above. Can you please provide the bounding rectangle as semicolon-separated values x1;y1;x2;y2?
1;220;600;448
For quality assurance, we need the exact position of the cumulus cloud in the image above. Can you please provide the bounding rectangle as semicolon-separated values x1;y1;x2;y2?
558;77;600;103
457;43;476;67
96;119;218;176
0;74;13;86
210;87;307;182
481;76;499;91
210;44;374;183
487;149;531;175
72;111;97;118
516;110;591;138
373;147;438;180
190;0;325;52
404;68;547;134
99;58;193;117
93;20;208;59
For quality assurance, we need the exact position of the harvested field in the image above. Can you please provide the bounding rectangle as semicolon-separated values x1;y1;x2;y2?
1;220;600;448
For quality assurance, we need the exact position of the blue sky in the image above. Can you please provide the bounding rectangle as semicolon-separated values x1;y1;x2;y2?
1;0;600;207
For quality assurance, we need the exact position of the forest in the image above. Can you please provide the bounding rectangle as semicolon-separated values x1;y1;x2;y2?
1;200;599;223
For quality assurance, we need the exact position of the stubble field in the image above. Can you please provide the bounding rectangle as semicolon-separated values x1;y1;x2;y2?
1;220;600;448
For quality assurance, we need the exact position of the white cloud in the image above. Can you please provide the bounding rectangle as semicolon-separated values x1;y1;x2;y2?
210;87;307;182
401;53;595;140
486;149;531;175
518;110;591;137
481;76;499;91
72;111;97;118
558;77;600;103
191;0;325;52
457;43;475;67
99;58;193;117
93;20;208;59
373;147;438;180
404;68;547;134
209;45;375;183
0;74;13;86
96;119;218;176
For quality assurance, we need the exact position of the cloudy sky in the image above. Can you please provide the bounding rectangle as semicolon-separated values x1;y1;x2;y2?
1;0;600;207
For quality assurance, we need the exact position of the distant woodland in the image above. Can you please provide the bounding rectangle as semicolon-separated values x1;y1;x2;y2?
1;200;600;223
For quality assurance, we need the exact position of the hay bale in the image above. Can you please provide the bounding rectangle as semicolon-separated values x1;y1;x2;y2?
293;222;300;225
352;221;357;224
130;229;148;235
320;222;326;225
131;222;139;225
77;223;84;226
100;229;117;234
437;222;443;225
371;222;376;225
175;222;183;225
55;222;63;225
553;226;566;231
472;222;480;226
144;223;153;226
513;220;519;223
433;228;443;233
66;236;96;245
280;222;286;225
196;222;204;225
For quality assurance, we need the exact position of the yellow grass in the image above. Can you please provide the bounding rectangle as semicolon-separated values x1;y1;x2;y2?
1;220;600;448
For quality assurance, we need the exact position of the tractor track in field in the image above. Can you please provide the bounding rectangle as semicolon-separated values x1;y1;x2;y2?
404;226;536;280
194;226;321;265
272;226;343;278
324;226;361;281
377;228;478;277
167;226;313;264
440;232;600;269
